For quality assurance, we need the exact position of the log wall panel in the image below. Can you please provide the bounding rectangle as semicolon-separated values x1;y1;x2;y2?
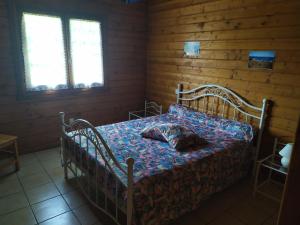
146;0;300;146
0;0;147;153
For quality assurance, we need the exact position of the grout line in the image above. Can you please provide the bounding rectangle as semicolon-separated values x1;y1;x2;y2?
16;169;39;225
7;147;280;225
35;149;83;225
260;214;276;225
30;194;61;206
0;181;23;200
222;211;249;225
0;149;80;224
71;209;83;225
0;194;28;217
32;150;72;224
225;208;247;225
37;210;73;224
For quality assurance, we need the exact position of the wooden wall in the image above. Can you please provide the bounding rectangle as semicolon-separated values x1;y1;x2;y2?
0;0;147;153
146;0;300;143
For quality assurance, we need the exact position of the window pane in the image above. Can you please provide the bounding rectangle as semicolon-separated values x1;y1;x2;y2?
70;19;104;88
22;13;67;91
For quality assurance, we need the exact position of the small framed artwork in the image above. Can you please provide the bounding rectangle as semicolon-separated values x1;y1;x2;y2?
184;41;200;57
248;51;276;70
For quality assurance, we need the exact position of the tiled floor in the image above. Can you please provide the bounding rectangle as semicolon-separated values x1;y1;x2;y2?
0;148;280;225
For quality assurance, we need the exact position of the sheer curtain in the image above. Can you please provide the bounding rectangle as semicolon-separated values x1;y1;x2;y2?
22;13;67;91
21;13;104;91
70;19;104;88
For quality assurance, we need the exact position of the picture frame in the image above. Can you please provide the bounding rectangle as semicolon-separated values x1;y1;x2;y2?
248;51;276;70
184;41;200;57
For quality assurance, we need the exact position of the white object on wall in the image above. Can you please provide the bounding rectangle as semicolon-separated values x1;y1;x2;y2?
279;143;294;168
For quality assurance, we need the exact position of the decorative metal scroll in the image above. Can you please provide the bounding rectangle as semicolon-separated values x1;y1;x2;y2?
67;119;127;176
176;84;265;121
176;83;268;178
59;112;135;225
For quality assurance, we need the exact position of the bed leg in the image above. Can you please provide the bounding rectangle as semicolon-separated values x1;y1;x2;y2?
61;137;68;179
59;112;68;180
127;157;134;225
253;161;261;197
63;156;68;179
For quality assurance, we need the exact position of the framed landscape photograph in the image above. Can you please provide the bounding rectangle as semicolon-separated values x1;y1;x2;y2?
184;41;200;57
248;51;276;70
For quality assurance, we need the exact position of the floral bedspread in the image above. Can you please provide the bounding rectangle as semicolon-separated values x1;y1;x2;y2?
67;104;254;225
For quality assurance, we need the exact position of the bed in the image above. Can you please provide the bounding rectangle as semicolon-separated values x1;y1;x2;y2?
59;83;268;225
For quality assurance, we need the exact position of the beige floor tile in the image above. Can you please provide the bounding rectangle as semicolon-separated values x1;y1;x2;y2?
0;192;29;216
73;205;99;225
19;153;39;167
209;212;245;225
17;162;44;178
187;194;233;224
39;211;80;225
92;222;104;225
173;180;252;225
0;163;17;176
247;194;280;215
46;166;65;179
221;179;253;205
0;173;18;183
19;171;51;190
263;214;279;225
258;181;284;200
41;159;62;171
32;196;70;223
0;206;37;225
171;211;205;225
54;177;78;194
4;148;282;225
46;165;75;181
0;177;22;198
63;190;87;209
36;148;60;162
226;199;272;225
25;182;60;204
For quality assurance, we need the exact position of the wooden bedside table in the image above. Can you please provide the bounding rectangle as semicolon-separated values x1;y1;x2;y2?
0;134;20;172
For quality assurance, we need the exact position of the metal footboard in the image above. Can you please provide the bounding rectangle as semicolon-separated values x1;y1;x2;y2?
59;112;134;225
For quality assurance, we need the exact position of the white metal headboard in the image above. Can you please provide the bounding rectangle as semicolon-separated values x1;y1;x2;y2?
175;83;268;174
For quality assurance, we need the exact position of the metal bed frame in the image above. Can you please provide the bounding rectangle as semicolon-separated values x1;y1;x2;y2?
59;116;134;225
176;83;268;175
59;83;268;225
253;138;287;202
128;100;162;120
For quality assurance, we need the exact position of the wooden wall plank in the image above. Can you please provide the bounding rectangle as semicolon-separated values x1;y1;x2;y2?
0;0;147;153
146;0;300;146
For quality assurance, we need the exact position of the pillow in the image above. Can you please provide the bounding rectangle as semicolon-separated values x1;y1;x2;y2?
159;123;204;150
168;104;195;118
197;113;254;142
141;124;166;142
168;104;254;142
141;123;204;150
168;104;206;122
217;119;254;142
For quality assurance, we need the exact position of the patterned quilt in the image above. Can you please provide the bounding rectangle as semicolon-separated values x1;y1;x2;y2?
66;104;254;225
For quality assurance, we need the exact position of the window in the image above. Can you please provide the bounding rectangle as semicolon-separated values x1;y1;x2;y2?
70;19;104;88
20;12;105;93
22;13;67;91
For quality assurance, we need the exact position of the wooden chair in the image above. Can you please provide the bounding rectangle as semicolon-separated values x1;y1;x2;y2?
0;134;20;173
